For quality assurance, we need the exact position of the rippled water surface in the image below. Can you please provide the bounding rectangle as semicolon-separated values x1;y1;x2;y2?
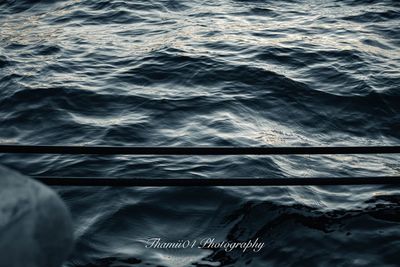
1;0;400;266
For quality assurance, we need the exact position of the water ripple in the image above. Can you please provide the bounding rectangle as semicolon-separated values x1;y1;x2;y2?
1;0;400;266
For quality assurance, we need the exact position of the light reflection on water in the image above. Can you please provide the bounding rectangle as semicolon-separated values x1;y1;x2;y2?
1;0;400;266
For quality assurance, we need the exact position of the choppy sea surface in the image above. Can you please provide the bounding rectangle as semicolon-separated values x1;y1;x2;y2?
1;0;400;266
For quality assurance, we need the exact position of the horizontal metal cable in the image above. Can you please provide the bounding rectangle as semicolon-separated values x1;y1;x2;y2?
33;176;400;186
2;145;400;155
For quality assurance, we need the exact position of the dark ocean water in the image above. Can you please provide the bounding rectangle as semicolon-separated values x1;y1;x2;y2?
1;0;400;266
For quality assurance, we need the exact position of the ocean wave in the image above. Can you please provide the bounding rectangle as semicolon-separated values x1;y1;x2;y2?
1;0;400;266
